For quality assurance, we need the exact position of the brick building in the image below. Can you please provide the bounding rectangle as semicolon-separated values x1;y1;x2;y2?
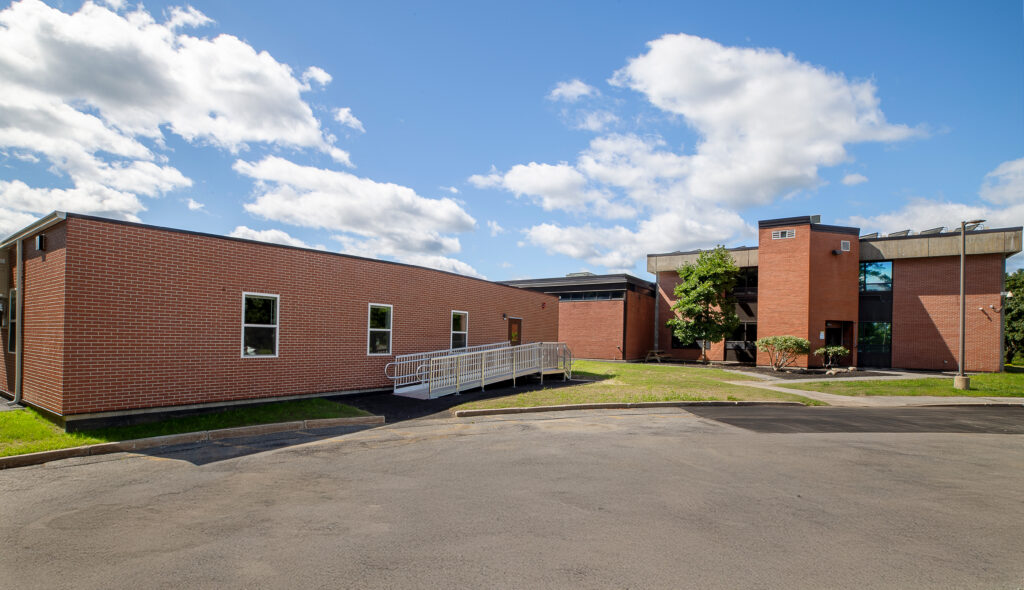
503;274;655;361
1;212;557;426
648;216;1021;372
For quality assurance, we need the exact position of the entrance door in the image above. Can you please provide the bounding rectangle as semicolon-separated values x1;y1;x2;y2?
507;318;522;346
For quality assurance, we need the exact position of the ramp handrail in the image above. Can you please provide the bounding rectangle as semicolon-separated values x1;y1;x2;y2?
385;341;573;397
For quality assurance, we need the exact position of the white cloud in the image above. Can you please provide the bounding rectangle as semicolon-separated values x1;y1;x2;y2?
548;79;598;102
301;66;332;88
470;161;635;219
979;157;1024;205
609;33;919;205
487;220;505;236
842;173;868;186
186;197;205;211
229;225;324;249
334;107;365;133
0;0;345;221
235;156;481;277
474;33;917;270
574;110;619;132
0;207;46;237
847;157;1024;237
440;186;459;194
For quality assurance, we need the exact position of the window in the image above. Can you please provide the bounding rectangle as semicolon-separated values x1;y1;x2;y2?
771;229;796;240
242;293;278;358
857;322;891;354
557;291;625;301
670;333;701;350
451;311;468;349
368;304;392;355
840;240;851;252
7;288;15;354
859;261;893;292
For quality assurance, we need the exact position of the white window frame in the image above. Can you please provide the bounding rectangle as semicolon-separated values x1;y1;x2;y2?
6;288;15;354
367;303;393;356
241;292;279;359
840;240;851;252
771;229;796;240
451;310;469;349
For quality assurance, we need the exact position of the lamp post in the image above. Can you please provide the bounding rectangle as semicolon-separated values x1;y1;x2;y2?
955;218;986;390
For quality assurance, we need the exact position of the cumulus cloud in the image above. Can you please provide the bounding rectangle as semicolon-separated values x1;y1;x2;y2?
574;110;619;132
472;33;918;270
487;220;505;236
301;66;332;88
186;197;205;211
548;79;598;102
229;225;324;249
235;156;481;277
842;173;868;186
849;157;1024;237
334;107;365;133
0;0;344;222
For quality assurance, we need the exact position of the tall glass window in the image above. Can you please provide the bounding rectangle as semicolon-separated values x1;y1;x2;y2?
857;322;892;354
859;261;893;292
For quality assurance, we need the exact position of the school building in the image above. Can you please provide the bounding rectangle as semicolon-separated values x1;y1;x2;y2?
648;215;1021;372
1;212;558;427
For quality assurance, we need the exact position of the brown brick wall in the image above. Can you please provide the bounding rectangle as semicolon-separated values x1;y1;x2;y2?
622;290;654;360
756;225;811;367
558;299;625;360
892;254;1004;372
807;230;859;367
57;217;557;416
0;226;67;414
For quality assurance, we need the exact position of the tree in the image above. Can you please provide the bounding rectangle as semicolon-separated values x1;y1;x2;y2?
814;345;850;369
1005;270;1024;364
756;336;811;371
666;246;740;363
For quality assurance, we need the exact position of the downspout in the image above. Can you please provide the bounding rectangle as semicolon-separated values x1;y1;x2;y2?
13;237;22;404
652;262;660;350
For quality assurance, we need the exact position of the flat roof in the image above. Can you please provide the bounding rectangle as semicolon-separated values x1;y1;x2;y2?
503;273;654;293
0;211;557;295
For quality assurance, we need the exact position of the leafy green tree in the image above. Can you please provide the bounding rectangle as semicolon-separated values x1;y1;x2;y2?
756;336;811;371
1005;270;1024;364
666;246;740;363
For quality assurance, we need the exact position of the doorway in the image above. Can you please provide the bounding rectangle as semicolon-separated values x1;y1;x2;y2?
507;318;522;346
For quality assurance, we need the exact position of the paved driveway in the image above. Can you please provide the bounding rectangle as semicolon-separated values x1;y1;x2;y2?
2;407;1023;589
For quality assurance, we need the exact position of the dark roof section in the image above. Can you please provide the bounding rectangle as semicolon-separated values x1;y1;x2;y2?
859;225;1024;242
758;215;859;236
646;245;757;258
503;273;654;296
52;213;553;296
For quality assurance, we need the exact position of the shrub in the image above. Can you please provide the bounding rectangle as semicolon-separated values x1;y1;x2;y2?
755;335;810;371
814;345;850;369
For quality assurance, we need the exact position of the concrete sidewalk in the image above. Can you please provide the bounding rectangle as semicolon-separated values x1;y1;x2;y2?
724;372;1024;407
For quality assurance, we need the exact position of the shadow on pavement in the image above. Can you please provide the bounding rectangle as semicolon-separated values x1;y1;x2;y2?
688;406;1024;434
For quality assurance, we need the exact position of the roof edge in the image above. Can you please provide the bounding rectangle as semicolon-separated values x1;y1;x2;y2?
0;211;67;249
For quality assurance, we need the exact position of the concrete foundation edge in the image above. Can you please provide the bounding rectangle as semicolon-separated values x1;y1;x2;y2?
0;415;385;470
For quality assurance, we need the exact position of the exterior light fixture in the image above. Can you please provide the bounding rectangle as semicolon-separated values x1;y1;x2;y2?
955;218;986;390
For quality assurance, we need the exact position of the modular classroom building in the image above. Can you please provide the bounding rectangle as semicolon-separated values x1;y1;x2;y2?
0;212;557;427
648;216;1022;372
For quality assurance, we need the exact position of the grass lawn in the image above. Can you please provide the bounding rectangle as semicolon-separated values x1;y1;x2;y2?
452;360;825;411
785;370;1024;397
0;398;369;458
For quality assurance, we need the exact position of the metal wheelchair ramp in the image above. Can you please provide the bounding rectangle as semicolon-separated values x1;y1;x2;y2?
384;341;573;400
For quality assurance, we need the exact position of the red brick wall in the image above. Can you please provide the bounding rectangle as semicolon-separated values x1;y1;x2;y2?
807;230;859;367
59;217;557;416
892;254;1004;372
0;226;67;414
656;270;724;361
0;247;13;397
756;225;811;367
622;290;654;360
558;300;624;360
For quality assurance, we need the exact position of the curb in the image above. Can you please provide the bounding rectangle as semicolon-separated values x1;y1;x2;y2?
452;400;805;418
0;415;385;470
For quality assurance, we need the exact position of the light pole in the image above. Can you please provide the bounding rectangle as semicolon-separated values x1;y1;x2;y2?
955;218;986;390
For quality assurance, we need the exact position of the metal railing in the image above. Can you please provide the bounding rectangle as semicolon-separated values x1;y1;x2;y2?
385;341;573;399
385;341;510;388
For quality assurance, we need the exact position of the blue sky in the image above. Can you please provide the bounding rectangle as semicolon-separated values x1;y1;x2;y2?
0;0;1021;278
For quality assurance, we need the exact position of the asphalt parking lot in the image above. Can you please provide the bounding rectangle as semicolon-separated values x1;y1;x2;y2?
1;406;1023;589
